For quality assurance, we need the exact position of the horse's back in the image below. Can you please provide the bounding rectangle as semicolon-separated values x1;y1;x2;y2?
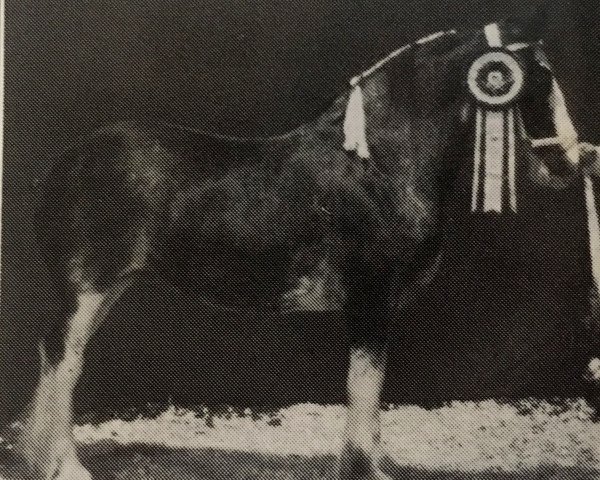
33;120;338;304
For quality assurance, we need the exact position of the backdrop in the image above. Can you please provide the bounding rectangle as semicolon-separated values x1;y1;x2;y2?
2;0;600;424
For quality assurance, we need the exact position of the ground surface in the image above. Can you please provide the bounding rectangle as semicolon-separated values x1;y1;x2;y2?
1;399;600;479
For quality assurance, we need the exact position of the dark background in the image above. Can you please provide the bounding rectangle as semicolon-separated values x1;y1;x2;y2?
2;0;600;424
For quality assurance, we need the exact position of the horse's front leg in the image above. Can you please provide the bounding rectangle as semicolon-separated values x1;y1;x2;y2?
339;293;392;480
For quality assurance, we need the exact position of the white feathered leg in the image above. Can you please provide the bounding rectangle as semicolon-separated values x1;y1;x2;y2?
16;281;130;480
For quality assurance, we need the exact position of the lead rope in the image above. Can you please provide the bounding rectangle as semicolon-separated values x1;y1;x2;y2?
583;145;600;304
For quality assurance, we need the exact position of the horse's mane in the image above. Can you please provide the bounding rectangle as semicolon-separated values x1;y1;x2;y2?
350;30;456;87
148;29;459;145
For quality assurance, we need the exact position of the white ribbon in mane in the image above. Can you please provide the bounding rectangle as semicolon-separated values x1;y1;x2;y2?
343;30;453;159
343;83;370;159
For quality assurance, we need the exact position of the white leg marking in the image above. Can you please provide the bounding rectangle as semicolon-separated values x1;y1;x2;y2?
345;348;385;448
18;286;128;480
340;347;391;480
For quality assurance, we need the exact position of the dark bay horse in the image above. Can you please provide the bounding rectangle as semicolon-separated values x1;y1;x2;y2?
15;12;582;480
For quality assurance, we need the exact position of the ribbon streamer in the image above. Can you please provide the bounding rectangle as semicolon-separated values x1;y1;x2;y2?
471;107;517;212
470;23;519;213
343;84;370;159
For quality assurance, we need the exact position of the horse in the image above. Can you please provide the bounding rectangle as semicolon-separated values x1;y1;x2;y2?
13;10;582;480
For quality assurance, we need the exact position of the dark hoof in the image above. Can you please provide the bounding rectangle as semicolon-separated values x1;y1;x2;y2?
337;445;393;480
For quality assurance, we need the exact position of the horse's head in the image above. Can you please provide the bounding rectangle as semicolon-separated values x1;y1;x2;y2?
350;9;580;214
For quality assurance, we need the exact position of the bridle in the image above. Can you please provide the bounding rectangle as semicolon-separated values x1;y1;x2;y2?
470;23;578;154
343;22;579;214
467;22;579;212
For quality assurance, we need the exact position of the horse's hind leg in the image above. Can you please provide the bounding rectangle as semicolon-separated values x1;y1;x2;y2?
15;278;133;480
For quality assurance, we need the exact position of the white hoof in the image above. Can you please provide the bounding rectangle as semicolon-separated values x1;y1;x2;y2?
51;454;92;480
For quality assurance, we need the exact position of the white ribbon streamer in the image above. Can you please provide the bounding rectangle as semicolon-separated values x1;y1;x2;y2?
507;108;517;211
482;109;506;212
471;23;518;213
471;107;518;213
343;84;370;159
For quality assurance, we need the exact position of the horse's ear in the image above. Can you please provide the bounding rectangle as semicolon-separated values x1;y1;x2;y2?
504;1;548;43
